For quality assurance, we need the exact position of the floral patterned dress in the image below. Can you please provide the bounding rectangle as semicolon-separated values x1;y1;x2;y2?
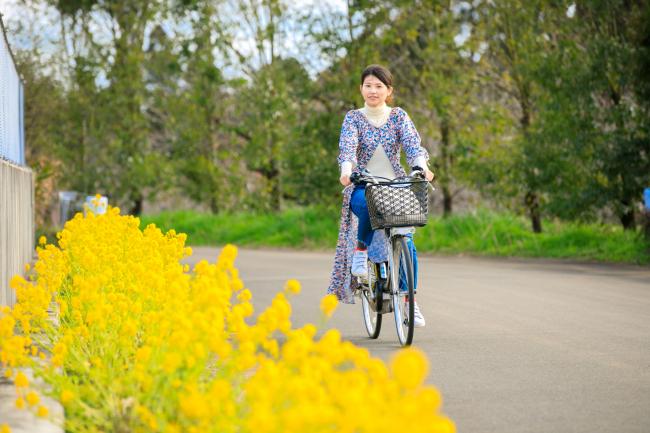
327;107;429;303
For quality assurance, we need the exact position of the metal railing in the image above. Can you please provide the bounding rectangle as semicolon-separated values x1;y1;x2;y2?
1;12;25;165
1;13;32;307
1;159;34;306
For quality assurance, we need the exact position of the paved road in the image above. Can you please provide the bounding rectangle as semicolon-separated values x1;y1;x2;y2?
187;246;650;433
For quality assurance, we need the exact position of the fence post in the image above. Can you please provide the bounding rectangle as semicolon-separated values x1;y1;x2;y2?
643;188;650;242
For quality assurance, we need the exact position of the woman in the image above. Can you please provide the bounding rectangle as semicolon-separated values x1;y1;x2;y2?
327;64;434;327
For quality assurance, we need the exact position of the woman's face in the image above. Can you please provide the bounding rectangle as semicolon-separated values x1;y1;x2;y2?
360;75;392;107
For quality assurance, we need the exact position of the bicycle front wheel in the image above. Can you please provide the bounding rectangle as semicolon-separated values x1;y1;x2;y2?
391;236;415;346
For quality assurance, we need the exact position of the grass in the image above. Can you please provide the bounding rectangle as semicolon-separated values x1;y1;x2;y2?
141;207;650;265
140;206;340;250
415;210;650;264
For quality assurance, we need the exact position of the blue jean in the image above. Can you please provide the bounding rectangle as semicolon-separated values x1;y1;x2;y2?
350;186;375;247
350;185;418;290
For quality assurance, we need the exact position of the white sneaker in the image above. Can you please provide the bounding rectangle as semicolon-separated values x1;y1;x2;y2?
351;248;369;279
413;301;426;327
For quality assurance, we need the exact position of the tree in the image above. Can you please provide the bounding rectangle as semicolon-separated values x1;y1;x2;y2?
51;0;165;215
476;0;573;232
567;0;650;229
375;0;486;217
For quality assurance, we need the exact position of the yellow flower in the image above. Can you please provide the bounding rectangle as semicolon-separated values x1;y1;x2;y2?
39;236;47;245
162;353;181;373
14;371;28;388
284;279;301;295
1;423;11;433
0;206;454;433
390;347;429;390
136;346;152;363
320;294;338;318
237;289;252;302
26;391;39;406
60;390;74;405
24;263;31;272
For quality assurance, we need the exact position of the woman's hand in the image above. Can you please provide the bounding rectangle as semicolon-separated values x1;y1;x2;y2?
424;169;435;182
340;174;351;186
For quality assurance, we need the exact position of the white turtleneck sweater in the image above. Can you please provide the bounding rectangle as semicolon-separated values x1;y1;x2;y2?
340;103;427;179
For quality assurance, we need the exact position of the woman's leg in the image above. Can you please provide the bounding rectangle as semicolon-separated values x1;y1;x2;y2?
350;186;374;247
407;234;418;290
406;234;424;326
349;186;374;279
398;234;418;291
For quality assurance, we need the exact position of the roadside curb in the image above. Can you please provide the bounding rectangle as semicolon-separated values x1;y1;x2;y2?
0;369;63;433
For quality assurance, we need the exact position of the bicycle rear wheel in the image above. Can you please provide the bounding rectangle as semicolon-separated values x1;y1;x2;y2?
361;289;382;338
391;236;415;346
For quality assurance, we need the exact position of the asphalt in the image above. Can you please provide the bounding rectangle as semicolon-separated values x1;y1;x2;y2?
187;246;650;433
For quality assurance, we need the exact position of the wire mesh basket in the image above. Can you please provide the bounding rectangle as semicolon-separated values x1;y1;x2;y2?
365;179;429;230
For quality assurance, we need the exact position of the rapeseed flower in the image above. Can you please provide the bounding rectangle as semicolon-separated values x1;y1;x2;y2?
320;293;339;318
284;279;301;294
14;371;28;388
0;206;454;433
391;347;430;390
25;391;39;406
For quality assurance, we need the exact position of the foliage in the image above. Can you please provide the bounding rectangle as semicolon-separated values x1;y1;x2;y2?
0;207;454;432
6;0;650;234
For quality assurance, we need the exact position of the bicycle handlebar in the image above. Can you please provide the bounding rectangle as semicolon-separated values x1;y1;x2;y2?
350;168;428;186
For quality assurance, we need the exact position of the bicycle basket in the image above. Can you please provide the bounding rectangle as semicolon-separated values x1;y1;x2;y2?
365;179;429;230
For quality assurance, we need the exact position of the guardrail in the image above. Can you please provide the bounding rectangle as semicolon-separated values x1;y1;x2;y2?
1;12;25;165
1;159;34;306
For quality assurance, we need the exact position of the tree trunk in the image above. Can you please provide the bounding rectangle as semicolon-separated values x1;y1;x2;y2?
131;196;143;216
642;211;650;241
210;195;219;214
525;191;542;233
442;185;452;217
619;208;636;230
439;117;453;217
270;165;281;212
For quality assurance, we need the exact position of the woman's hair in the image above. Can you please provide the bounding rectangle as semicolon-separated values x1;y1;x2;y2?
361;64;394;104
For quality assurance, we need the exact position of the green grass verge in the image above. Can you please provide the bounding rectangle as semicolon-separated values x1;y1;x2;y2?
140;207;340;250
141;208;650;265
414;210;650;264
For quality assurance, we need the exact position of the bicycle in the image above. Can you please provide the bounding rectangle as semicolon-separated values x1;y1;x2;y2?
349;168;432;346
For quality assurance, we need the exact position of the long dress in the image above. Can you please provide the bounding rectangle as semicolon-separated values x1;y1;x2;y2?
327;107;429;303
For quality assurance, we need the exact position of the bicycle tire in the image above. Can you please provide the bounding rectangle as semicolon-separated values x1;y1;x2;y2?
361;289;382;338
391;236;415;346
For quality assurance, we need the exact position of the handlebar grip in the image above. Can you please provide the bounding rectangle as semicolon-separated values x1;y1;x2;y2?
410;167;425;179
